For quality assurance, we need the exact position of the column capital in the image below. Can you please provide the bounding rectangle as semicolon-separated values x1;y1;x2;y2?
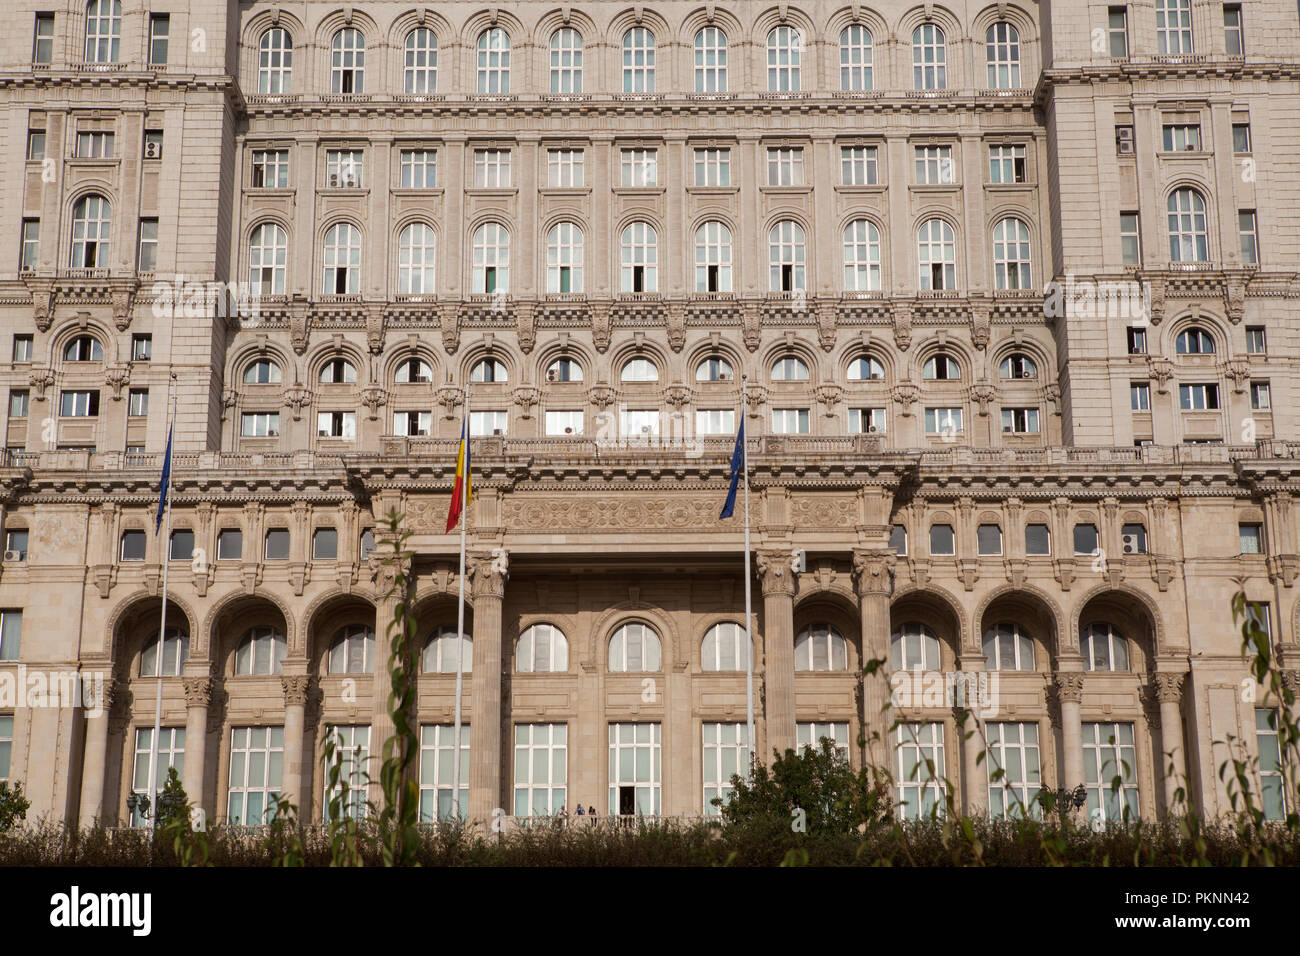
852;548;896;597
182;676;215;708
1055;671;1086;703
1152;671;1187;704
281;675;311;707
469;549;508;599
755;549;795;597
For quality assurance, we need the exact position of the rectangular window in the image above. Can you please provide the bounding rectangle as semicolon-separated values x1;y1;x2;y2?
1120;212;1141;265
1115;124;1135;155
227;726;284;825
1162;124;1202;151
1224;4;1244;56
914;145;955;184
977;524;1003;556
1256;709;1286;821
8;391;29;419
33;13;55;64
840;146;878;186
1179;383;1220;410
12;335;32;362
987;722;1042;820
240;412;280;437
1251;382;1271;411
322;725;369;822
251;149;290;189
896;723;946;819
473;148;511;188
399;149;438;189
1232;122;1252;153
608;722;661;816
1108;7;1129;57
4;530;27;560
1239;210;1258;265
694;409;734;436
420;725;469;821
119;530;146;562
513;723;568;817
312;528;339;560
771;408;810;435
924;407;963;436
1083;722;1139;823
929;524;955;556
1239;522;1263;554
1130;383;1151;411
264;529;290;561
620;148;658;187
766;147;805;186
0;610;21;661
137;218;158;272
702;723;749;815
1245;326;1266;354
217;528;243;561
619;409;660;438
142;130;163;160
1074;523;1099;556
169;529;193;561
546;149;584;188
393;411;432;437
325;149;364;188
148;14;169;66
1001;408;1040;434
1121;523;1148;554
989;144;1027;184
796;722;849;761
469;410;508;437
20;219;39;271
59;390;100;417
1025;523;1051;556
130;727;184;826
545;410;584;436
0;715;11;780
1126;326;1147;355
75;131;115;159
127;388;149;417
890;524;907;555
693;148;731;187
27;128;46;161
848;408;886;434
316;410;357;438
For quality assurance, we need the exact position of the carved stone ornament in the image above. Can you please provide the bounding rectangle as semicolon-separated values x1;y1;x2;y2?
1055;672;1086;703
280;385;312;420
1152;672;1186;703
970;306;991;350
591;302;611;353
517;301;537;353
436;384;464;419
361;386;388;420
513;386;541;419
183;677;215;708
816;305;837;352
666;303;686;352
104;365;130;400
968;383;997;417
29;367;55;401
440;303;460;354
891;304;913;351
892;382;919;416
281;675;311;707
1148;357;1174;394
587;384;617;410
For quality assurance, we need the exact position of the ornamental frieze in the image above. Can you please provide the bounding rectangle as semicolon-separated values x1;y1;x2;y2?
500;497;724;531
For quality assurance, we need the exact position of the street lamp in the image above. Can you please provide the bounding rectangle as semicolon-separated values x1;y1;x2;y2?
126;792;150;824
1042;784;1088;818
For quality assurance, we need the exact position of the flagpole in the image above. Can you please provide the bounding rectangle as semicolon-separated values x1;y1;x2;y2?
741;374;755;777
452;382;469;821
148;375;177;829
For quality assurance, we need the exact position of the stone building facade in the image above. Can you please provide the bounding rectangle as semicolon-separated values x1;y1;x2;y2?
0;0;1298;827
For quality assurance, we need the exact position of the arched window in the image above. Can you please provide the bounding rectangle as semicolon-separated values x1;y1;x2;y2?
248;223;287;295
141;626;188;677
1080;622;1130;671
843;219;881;291
993;218;1032;290
609;622;662;672
472;223;510;293
620;357;658;383
891;622;941;670
622;27;656;93
771;355;809;381
986;22;1021;88
546;222;584;294
695;221;733;293
234;626;286;675
696;356;733;382
918;219;956;290
1167;188;1209;262
319;358;356;384
328;625;374;674
922;352;960;380
694;27;727;92
839;24;873;91
769;220;806;292
702;622;749;671
394;356;433;383
422;628;472;673
620;222;658;293
64;335;103;362
470;358;507;383
516;623;568;672
70;195;111;269
85;0;122;63
767;26;802;91
1156;0;1193;55
243;359;282;384
795;625;848;671
549;27;583;93
257;28;293;94
403;27;438;94
322;223;361;294
1175;327;1215;354
477;28;510;93
397;222;436;294
848;355;885;381
545;357;582;383
330;28;365;94
913;24;946;90
983;622;1035;670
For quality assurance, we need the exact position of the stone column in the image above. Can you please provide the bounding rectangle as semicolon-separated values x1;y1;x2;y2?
852;549;895;767
756;550;796;759
368;551;411;808
78;680;120;827
957;653;989;818
281;675;310;815
1153;672;1187;814
181;677;213;819
468;550;507;822
1055;672;1086;788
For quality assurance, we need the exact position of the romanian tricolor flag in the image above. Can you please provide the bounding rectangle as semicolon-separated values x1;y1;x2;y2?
446;416;472;532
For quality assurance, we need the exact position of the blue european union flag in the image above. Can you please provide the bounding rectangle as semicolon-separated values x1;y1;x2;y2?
155;421;173;533
719;418;745;519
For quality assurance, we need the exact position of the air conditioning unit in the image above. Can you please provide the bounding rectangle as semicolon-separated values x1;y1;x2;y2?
1121;534;1141;554
1003;425;1014;433
143;141;161;159
1021;370;1037;380
3;550;24;563
870;372;884;380
640;426;652;434
267;429;279;437
1116;127;1135;154
318;429;330;437
563;427;574;434
492;428;503;436
867;425;878;434
328;173;340;188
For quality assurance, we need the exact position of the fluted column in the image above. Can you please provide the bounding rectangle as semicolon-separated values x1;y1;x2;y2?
1153;672;1187;814
78;680;120;827
281;675;310;815
852;549;895;767
1055;672;1086;789
468;550;507;822
756;550;796;759
368;555;409;807
181;677;213;818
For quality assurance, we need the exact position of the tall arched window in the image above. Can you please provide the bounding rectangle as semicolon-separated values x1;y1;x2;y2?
795;625;848;671
549;28;583;93
257;28;293;94
477;28;510;93
1080;622;1130;671
404;28;438;94
141;627;188;677
546;222;584;294
843;219;882;291
695;221;733;293
330;28;365;94
1156;0;1193;55
918;219;956;290
609;622;662;672
986;22;1021;88
472;223;510;293
839;24;873;91
516;623;569;672
701;622;749;671
620;222;658;293
891;622;941;670
70;195;111;269
422;629;472;673
397;222;436;294
234;626;286;675
993;218;1032;289
769;220;806;292
85;0;122;63
620;357;658;383
328;625;374;674
64;335;103;362
767;26;802;91
322;223;361;295
1167;188;1209;262
248;223;287;295
694;27;727;92
983;622;1035;670
912;24;946;90
622;27;656;93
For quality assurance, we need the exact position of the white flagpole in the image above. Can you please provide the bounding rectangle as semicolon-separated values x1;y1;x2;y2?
741;375;755;776
452;382;469;821
148;378;177;829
